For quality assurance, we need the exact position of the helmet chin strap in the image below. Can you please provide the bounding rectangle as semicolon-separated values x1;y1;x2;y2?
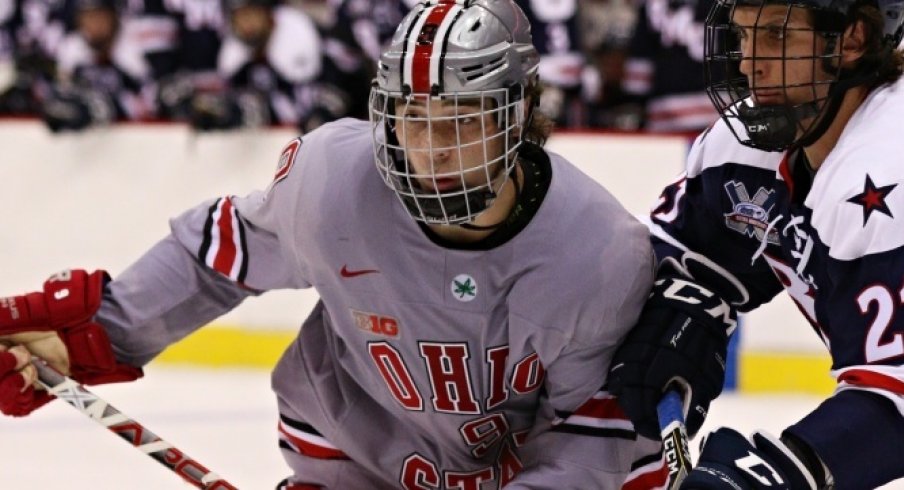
458;90;535;230
458;160;522;231
793;65;879;149
460;89;535;230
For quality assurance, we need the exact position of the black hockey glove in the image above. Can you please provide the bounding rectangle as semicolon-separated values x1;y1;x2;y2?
1;51;53;115
681;428;823;490
0;84;35;115
300;84;350;133
40;87;114;132
608;275;735;440
189;92;243;130
156;74;196;120
189;91;269;131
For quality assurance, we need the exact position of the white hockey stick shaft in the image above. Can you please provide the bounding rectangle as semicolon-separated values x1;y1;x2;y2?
32;357;239;489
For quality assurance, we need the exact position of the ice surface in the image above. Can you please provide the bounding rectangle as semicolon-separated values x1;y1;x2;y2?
1;366;900;489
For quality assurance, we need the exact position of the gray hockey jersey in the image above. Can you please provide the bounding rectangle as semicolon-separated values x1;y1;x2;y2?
96;118;662;489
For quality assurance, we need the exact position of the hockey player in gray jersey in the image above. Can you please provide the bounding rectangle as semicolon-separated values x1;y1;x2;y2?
0;1;664;488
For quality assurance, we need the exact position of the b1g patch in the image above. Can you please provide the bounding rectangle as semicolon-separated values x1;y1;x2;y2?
351;309;400;338
723;180;779;244
450;274;478;302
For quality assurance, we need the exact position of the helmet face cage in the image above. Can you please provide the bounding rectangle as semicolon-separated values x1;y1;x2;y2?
369;0;540;225
704;0;846;151
370;86;525;225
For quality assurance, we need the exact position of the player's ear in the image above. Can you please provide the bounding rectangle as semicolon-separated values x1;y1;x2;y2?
840;19;867;68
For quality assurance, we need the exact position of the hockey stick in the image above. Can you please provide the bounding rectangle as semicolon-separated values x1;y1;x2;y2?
32;357;238;490
657;389;693;489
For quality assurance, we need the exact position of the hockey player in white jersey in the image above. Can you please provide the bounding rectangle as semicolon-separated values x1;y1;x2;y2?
0;1;666;488
607;0;904;487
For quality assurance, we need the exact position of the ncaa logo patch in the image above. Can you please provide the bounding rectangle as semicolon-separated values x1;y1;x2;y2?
450;274;478;302
723;180;779;244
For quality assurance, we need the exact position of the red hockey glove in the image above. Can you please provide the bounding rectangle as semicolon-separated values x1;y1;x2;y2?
0;345;53;416
0;270;142;415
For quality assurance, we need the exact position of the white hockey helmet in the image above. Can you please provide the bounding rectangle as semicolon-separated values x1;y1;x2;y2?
369;0;540;225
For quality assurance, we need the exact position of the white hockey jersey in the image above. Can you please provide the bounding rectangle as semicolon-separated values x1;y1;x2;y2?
97;118;662;489
649;77;904;488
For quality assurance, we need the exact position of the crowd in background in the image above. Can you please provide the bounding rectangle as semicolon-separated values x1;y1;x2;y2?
0;0;718;134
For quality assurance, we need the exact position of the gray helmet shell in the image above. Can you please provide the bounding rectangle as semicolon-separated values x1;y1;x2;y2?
377;0;539;98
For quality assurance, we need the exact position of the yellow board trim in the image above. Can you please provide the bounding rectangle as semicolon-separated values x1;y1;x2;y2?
154;325;295;368
154;327;838;394
739;351;835;395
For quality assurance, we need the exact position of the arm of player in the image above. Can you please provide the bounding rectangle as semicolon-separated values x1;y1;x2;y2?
773;181;904;489
608;255;741;441
504;242;662;488
0;137;311;416
609;130;787;441
646;127;786;310
502;373;666;489
778;386;904;489
506;434;666;490
97;138;312;367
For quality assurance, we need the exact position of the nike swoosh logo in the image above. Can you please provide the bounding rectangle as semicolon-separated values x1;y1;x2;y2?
340;265;380;278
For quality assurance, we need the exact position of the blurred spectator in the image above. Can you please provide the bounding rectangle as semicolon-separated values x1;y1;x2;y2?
126;0;225;75
0;0;23;111
516;0;596;128
124;0;229;119
311;0;415;63
0;0;69;115
620;0;719;133
20;0;72;53
579;0;638;129
187;0;364;132
41;0;157;131
293;0;394;123
0;0;731;134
